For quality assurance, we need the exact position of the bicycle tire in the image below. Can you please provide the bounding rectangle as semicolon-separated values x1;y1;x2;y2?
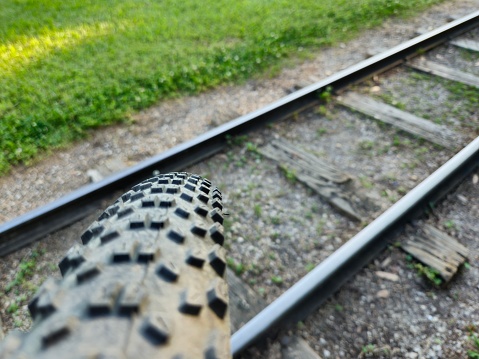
0;172;230;359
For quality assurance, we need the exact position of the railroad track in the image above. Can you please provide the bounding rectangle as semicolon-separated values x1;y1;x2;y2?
1;11;479;358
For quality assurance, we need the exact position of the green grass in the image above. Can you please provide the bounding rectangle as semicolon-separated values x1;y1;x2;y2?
0;0;445;173
305;262;315;272
404;72;479;128
468;334;479;359
5;250;41;294
253;204;262;218
226;257;245;276
271;275;283;285
3;250;43;323
279;164;297;183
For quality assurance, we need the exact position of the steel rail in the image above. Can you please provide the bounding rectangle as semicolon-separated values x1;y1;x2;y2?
1;12;479;258
231;136;479;356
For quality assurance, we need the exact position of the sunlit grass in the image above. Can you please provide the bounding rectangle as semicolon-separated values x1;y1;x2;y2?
0;0;445;174
0;22;119;75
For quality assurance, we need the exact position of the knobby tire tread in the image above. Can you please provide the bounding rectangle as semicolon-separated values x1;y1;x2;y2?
0;173;230;359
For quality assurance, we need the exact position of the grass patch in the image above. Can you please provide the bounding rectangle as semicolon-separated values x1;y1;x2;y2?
279;164;297;184
469;334;479;359
405;254;443;286
253;204;262;218
359;175;374;189
305;262;315;272
226;257;246;276
0;0;445;173
458;47;479;62
271;275;283;285
401;71;479;128
5;250;42;294
3;250;44;323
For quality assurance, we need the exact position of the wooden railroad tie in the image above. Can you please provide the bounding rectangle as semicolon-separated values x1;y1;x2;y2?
259;138;375;222
402;224;469;283
337;92;457;149
407;58;479;89
259;137;469;284
450;38;479;52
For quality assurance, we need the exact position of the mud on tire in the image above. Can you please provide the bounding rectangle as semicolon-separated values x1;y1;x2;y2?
0;173;230;359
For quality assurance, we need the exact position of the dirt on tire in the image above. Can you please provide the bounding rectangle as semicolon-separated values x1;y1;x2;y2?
0;173;230;359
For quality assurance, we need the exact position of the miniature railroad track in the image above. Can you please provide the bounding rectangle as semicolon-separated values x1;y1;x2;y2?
1;11;479;358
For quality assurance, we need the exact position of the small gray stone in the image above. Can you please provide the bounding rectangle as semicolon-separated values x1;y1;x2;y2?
87;169;103;183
